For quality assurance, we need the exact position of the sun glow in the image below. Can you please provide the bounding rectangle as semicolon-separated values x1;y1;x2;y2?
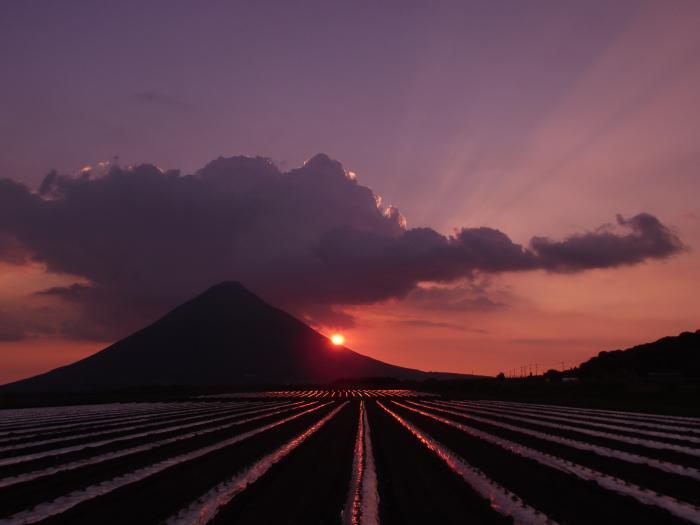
330;333;345;346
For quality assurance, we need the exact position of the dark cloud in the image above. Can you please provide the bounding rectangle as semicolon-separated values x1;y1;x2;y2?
529;213;684;272
317;213;684;292
0;153;685;340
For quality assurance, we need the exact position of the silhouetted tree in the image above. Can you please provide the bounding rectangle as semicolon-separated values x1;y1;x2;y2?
544;369;562;382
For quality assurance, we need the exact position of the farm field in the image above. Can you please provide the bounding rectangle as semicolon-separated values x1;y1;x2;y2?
198;389;435;399
0;392;698;525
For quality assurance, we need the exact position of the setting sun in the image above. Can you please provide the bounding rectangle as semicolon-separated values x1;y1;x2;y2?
330;333;345;346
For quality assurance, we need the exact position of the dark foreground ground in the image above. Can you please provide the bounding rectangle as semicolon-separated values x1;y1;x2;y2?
3;376;699;418
0;391;698;524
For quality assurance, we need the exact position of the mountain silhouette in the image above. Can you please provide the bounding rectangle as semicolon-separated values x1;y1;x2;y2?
2;282;459;392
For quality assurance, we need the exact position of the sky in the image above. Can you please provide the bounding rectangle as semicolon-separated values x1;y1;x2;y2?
1;1;699;382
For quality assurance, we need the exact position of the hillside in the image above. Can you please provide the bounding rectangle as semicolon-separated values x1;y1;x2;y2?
577;329;700;381
1;282;462;392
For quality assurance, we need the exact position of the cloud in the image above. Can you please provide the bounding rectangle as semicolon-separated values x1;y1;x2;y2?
403;282;507;313
0;153;685;340
316;212;683;298
529;213;685;271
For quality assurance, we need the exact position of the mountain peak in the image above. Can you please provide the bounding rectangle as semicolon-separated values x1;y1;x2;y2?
203;281;248;295
188;281;265;307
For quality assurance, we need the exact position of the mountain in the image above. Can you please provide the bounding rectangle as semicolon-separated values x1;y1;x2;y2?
577;329;700;381
2;282;461;392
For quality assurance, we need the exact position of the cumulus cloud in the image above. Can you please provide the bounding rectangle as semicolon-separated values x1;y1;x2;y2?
0;153;685;340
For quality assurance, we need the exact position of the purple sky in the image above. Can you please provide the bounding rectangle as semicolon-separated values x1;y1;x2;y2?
1;1;699;381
